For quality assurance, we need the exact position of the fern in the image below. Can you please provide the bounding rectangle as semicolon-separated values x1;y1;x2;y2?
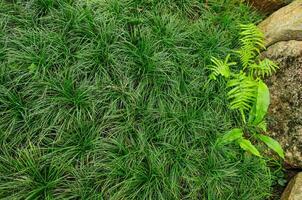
236;24;265;68
208;24;284;159
208;24;275;117
227;73;258;121
239;24;265;51
235;44;257;68
208;54;236;80
249;59;279;78
257;120;267;132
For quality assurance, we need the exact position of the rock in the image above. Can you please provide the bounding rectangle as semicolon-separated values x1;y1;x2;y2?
262;40;302;168
281;172;302;200
258;0;302;47
246;0;290;15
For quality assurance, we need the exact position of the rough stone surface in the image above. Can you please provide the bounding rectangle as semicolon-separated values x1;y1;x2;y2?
281;172;302;200
262;40;302;168
246;0;291;14
258;0;302;47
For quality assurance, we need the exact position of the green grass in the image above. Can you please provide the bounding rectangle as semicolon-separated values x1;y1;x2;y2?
0;0;277;199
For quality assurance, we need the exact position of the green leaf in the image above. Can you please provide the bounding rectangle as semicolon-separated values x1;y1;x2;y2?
220;128;243;144
249;80;270;125
257;134;284;159
239;139;261;157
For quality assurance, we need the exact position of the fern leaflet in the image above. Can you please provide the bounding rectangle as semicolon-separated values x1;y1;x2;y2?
208;54;236;80
249;58;279;78
236;24;266;68
227;73;258;112
239;24;265;51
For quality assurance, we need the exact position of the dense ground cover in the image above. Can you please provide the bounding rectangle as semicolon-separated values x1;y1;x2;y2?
0;0;278;199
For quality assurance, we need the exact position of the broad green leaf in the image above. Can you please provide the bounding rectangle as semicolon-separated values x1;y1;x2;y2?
220;128;243;144
239;139;261;157
249;80;270;125
257;134;284;159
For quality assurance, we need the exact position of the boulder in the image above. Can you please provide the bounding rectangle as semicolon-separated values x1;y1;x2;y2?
246;0;290;15
262;40;302;168
281;172;302;200
258;0;302;47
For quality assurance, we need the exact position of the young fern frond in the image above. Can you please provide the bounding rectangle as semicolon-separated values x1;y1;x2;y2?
227;73;258;120
249;59;279;78
236;24;265;68
239;24;265;51
208;54;236;80
235;45;257;68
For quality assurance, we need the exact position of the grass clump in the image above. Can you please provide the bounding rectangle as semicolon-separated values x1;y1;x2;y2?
0;0;277;199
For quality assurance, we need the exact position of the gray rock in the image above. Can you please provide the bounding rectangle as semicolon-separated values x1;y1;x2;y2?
258;0;302;47
281;172;302;200
262;40;302;168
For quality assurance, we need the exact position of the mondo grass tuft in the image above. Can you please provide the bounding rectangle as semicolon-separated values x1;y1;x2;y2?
0;0;276;199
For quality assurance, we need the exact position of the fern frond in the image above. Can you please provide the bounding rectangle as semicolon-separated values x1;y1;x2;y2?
257;120;267;132
235;44;257;68
227;73;258;112
236;24;265;68
239;24;265;51
208;54;236;80
249;59;279;78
